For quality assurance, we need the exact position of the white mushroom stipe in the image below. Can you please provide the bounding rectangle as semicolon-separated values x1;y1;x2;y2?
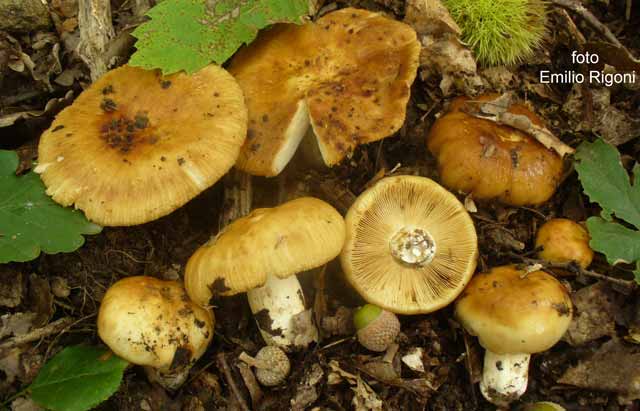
480;350;531;407
389;227;436;266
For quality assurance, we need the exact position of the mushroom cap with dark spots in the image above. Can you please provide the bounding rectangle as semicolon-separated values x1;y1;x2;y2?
455;265;572;355
228;7;420;177
37;64;247;226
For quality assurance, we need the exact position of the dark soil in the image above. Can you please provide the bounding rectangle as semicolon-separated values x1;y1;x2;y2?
1;0;640;411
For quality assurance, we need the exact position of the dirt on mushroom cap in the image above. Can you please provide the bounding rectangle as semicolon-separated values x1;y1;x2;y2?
228;7;421;176
37;65;247;226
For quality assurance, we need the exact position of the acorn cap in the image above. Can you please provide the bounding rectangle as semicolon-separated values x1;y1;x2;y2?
354;304;400;352
340;175;478;315
427;94;563;206
97;276;214;370
228;7;420;176
240;346;291;387
535;218;593;269
185;197;346;306
455;265;572;355
37;65;247;226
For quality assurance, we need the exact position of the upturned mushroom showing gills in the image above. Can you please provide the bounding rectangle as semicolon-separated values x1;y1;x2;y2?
426;94;563;206
97;276;214;390
340;175;478;315
228;7;420;176
185;197;345;349
455;265;572;406
36;65;247;226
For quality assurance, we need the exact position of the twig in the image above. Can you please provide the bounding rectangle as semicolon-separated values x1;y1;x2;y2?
508;254;637;288
77;0;115;80
0;317;73;356
551;0;623;48
216;352;251;411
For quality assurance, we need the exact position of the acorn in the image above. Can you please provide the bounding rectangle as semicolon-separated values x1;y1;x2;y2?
239;346;290;386
522;402;566;411
353;304;401;352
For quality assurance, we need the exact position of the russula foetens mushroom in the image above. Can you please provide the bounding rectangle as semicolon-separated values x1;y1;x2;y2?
427;94;563;206
340;175;478;315
353;304;400;352
185;197;345;348
36;65;247;226
455;265;572;406
97;276;214;390
228;7;420;176
536;218;593;269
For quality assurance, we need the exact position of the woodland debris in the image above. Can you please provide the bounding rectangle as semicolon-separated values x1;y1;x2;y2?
0;316;73;357
404;0;482;96
0;266;22;307
0;90;74;128
564;282;621;346
462;93;575;157
559;339;640;403
0;0;51;32
290;363;324;411
77;0;115;80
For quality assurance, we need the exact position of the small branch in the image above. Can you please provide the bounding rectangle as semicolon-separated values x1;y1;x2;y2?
216;352;251;411
77;0;115;80
551;0;623;48
0;317;74;356
508;254;637;289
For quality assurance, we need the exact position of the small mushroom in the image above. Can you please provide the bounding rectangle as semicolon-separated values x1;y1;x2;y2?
97;276;214;390
228;8;420;176
340;175;478;314
239;346;291;386
426;94;563;206
455;265;572;406
535;218;593;269
185;197;345;348
36;65;247;226
353;304;400;352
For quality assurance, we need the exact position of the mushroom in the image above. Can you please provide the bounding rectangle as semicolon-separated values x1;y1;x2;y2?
426;94;563;206
455;265;572;406
353;304;400;352
228;7;420;176
239;346;291;386
185;197;345;348
36;64;247;226
97;276;214;390
340;175;478;315
535;218;593;269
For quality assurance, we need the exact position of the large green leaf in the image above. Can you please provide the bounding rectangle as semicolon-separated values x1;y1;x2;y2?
575;139;640;227
0;151;101;263
129;0;309;74
586;217;640;265
31;345;129;411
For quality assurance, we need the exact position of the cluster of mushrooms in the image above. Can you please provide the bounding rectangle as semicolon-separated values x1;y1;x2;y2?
34;7;592;408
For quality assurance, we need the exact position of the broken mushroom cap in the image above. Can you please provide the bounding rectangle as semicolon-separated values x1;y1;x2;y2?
185;196;346;304
455;265;572;355
37;64;247;226
97;276;214;389
426;94;563;206
536;218;593;269
228;7;420;176
340;175;478;315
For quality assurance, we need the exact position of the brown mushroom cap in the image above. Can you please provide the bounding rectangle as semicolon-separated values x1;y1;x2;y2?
426;94;563;206
97;276;214;370
340;175;478;315
37;65;247;226
536;218;593;269
185;197;346;306
228;7;420;176
455;265;572;354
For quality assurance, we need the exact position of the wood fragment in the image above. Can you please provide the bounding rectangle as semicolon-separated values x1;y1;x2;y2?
236;361;263;410
551;0;624;49
0;317;73;356
78;0;115;81
217;352;251;411
219;169;252;230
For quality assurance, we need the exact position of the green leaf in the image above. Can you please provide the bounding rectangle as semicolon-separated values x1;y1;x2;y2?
129;0;309;74
0;151;102;263
586;217;640;265
31;345;129;411
574;139;640;228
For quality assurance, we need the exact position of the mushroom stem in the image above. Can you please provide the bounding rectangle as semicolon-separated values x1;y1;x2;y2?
480;350;530;406
247;274;318;349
